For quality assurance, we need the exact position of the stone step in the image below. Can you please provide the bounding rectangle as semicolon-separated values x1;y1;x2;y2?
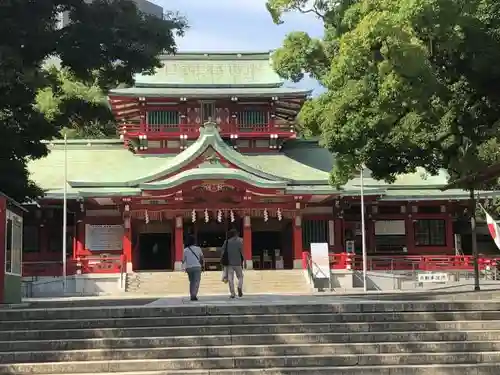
2;352;500;373
3;331;500;352
4;301;500;321
126;270;311;295
3;310;500;330
2;341;500;363
126;288;311;295
17;364;500;375
1;321;499;341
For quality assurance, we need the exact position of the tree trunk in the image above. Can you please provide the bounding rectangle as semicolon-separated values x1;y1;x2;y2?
469;188;480;291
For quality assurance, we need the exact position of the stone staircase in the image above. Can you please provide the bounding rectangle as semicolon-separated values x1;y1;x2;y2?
1;300;500;374
126;270;311;295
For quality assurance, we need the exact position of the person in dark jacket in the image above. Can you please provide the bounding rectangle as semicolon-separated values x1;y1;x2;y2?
220;229;245;298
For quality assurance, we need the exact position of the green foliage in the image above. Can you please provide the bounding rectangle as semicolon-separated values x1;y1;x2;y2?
269;0;500;192
36;66;116;139
0;0;187;202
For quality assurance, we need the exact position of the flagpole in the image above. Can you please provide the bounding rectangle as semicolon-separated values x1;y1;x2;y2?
469;189;480;291
360;166;368;292
62;132;68;293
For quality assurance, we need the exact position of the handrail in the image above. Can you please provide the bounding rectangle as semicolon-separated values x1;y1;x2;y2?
303;252;331;287
305;252;330;279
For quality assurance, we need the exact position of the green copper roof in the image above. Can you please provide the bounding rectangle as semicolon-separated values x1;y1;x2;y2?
68;122;327;187
28;123;487;200
29;140;175;190
109;86;311;98
133;51;283;88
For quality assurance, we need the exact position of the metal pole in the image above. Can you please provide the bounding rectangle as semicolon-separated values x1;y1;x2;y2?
62;133;68;293
360;166;368;292
469;189;480;291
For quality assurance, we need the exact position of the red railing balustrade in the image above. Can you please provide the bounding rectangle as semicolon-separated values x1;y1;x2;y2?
76;254;125;274
301;252;500;272
22;261;76;277
22;254;125;277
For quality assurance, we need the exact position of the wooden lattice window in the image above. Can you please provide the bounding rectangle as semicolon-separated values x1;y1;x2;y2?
201;102;215;122
238;110;268;128
302;219;329;250
414;219;446;246
147;111;180;128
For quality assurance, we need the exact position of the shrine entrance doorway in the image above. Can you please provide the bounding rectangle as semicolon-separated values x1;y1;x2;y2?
137;233;172;271
251;218;293;269
184;218;243;271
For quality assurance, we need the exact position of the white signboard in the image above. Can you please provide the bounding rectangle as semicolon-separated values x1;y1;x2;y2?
85;224;124;251
418;273;449;283
310;242;330;280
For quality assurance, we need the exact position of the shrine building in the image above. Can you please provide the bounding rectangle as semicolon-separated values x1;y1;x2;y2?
22;51;488;278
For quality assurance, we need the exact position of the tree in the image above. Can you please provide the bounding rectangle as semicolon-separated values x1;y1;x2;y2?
36;66;116;139
268;0;500;289
0;0;186;202
268;0;500;184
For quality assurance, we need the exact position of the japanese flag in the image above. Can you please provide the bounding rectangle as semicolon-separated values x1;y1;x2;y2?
485;209;500;250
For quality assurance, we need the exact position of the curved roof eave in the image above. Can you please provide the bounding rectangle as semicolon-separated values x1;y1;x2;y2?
140;168;287;190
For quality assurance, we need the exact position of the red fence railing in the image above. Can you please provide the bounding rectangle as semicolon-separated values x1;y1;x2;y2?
76;255;125;274
302;252;500;272
22;255;125;277
23;261;76;277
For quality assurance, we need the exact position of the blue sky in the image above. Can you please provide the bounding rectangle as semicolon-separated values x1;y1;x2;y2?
154;0;324;92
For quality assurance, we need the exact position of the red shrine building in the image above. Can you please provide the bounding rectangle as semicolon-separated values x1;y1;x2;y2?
22;52;495;286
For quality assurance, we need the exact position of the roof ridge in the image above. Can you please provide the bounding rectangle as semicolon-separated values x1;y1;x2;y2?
159;51;273;60
43;139;122;145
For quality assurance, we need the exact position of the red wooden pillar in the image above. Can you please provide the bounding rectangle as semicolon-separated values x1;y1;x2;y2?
75;218;85;258
446;213;454;253
366;218;374;253
406;211;415;253
0;197;6;303
123;217;132;273
292;215;303;269
335;218;344;252
174;216;184;271
243;216;252;269
39;219;48;258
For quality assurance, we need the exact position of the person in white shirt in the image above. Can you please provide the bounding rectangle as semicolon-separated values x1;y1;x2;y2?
182;235;204;301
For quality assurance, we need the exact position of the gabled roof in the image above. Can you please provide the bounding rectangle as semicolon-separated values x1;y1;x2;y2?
69;122;291;187
67;122;337;192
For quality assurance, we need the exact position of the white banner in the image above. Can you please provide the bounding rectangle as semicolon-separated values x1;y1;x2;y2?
310;242;330;280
